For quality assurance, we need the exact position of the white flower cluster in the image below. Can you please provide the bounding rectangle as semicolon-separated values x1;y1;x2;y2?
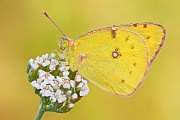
28;53;90;108
29;53;57;70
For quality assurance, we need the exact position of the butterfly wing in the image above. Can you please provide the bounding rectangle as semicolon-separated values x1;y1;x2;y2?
68;22;165;96
121;22;166;65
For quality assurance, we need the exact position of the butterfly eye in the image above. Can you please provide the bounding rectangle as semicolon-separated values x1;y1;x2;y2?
58;39;68;50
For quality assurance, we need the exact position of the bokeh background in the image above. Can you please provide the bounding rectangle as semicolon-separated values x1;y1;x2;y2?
0;0;180;120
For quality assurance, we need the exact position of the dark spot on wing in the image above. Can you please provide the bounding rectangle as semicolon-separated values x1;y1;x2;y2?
125;36;130;41
119;53;122;56
111;26;116;38
143;24;147;28
112;48;120;58
133;24;137;27
159;43;163;47
147;36;150;39
121;80;125;83
129;71;132;75
131;44;134;49
112;52;119;58
155;50;159;55
133;63;137;66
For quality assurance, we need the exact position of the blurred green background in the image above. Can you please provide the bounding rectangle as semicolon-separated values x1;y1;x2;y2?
0;0;180;120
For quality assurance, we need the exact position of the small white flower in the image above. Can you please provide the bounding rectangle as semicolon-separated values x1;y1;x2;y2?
65;66;70;71
38;70;46;76
49;59;59;70
67;90;72;95
68;103;74;108
77;83;84;88
32;63;39;70
59;64;70;72
70;80;75;88
63;71;70;77
49;53;56;58
50;76;62;90
42;54;48;59
31;78;44;89
80;84;90;96
80;90;89;96
77;78;88;88
50;89;66;103
38;70;55;84
29;58;39;70
77;79;90;96
50;95;56;102
40;84;54;97
82;79;88;84
63;82;71;89
47;74;55;81
61;77;74;89
42;60;50;67
59;64;65;71
36;56;43;64
35;54;50;66
76;75;82;82
29;58;34;64
72;93;78;99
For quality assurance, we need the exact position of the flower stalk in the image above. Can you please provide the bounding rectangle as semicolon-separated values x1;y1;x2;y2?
35;100;45;120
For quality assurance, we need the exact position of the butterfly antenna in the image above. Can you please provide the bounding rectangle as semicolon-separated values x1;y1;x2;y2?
42;10;66;37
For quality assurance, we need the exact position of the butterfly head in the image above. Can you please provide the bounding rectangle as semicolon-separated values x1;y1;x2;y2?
58;36;74;51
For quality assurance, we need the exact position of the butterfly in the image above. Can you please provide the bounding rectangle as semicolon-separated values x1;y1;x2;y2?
43;11;166;96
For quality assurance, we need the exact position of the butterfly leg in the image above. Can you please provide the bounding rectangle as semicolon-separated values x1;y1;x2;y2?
50;49;64;58
73;71;79;92
50;49;70;66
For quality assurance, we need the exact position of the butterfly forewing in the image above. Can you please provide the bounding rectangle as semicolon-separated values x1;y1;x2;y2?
121;22;166;65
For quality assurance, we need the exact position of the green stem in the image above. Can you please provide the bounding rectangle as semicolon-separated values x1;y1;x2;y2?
35;101;45;120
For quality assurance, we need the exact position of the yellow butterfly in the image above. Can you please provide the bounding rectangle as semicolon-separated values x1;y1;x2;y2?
44;11;166;96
